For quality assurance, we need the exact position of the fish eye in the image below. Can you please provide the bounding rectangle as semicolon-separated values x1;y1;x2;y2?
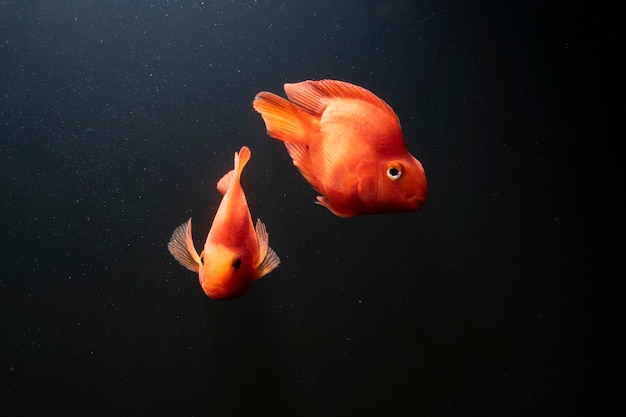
386;164;403;181
232;256;242;271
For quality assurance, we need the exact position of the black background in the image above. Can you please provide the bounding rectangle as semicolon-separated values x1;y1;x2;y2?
1;1;618;416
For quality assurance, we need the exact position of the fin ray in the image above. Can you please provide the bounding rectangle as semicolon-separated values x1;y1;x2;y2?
283;81;327;115
253;92;310;144
289;79;397;119
254;218;280;278
168;218;202;272
284;142;321;192
235;146;251;178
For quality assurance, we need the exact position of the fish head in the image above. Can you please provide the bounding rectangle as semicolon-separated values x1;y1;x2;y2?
356;153;427;214
199;245;254;299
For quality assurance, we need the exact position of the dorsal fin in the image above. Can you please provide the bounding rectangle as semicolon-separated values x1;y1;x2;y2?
284;79;397;120
216;170;235;195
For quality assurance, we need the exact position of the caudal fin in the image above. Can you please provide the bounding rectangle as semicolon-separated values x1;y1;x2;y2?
253;92;311;144
235;146;251;177
217;146;251;195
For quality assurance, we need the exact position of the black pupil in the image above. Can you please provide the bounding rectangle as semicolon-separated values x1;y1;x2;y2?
232;257;242;271
389;167;400;177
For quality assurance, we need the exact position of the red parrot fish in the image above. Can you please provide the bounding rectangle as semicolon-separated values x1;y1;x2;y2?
168;146;280;299
253;79;427;217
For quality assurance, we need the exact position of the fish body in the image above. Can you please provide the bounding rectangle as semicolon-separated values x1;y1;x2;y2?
168;146;280;299
253;79;427;217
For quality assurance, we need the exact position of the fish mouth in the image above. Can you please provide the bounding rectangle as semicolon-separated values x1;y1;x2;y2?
202;283;226;298
202;283;247;300
407;193;427;210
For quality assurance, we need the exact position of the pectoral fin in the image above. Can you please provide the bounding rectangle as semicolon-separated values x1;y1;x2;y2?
254;218;280;278
168;218;202;273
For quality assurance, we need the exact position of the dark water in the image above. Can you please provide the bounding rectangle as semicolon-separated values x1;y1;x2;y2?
0;1;617;416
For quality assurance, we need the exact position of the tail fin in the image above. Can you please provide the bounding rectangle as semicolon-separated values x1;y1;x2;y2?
235;146;251;179
217;146;251;195
253;92;310;144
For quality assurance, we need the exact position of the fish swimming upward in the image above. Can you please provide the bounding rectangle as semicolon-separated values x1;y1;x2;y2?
168;146;280;299
253;79;427;217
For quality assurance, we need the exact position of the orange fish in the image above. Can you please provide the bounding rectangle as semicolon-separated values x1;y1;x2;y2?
168;146;280;299
253;79;427;217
